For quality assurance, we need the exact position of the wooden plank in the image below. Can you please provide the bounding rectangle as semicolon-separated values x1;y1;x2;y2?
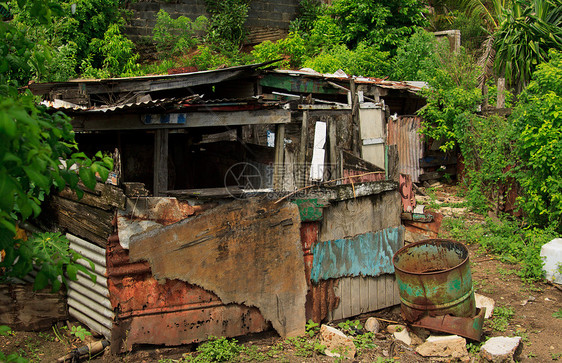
298;111;308;188
0;284;67;331
128;199;307;338
259;73;344;95
328;119;339;179
368;275;377;312
72;109;291;131
359;277;369;314
58;182;126;210
46;195;114;247
342;150;384;172
153;129;168;197
376;275;386;310
341;277;352;319
350;277;361;316
297;104;351;110
388;145;400;181
273;124;285;190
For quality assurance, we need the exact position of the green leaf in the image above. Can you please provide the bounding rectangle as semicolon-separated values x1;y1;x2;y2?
23;166;50;190
33;269;49;291
0;325;12;336
66;264;78;281
0;173;16;212
79;167;96;190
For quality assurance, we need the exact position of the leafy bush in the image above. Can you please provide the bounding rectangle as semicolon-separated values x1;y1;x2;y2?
205;0;250;50
418;46;482;151
327;0;428;51
304;42;391;77
392;29;440;82
251;32;307;69
512;49;562;231
152;10;208;58
88;23;139;77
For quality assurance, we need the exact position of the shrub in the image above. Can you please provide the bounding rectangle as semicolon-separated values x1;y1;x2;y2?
152;10;208;58
304;42;391;77
251;32;307;69
512;49;562;231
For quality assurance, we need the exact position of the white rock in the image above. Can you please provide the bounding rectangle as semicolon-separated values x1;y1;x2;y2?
364;318;381;333
480;336;522;362
386;324;406;334
318;325;356;358
393;329;412;345
475;293;495;319
416;335;468;358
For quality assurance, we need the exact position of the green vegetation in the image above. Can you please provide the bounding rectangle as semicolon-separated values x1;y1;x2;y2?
553;309;562;319
443;216;556;281
490;305;515;332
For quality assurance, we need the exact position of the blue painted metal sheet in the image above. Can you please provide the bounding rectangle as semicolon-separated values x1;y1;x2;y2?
311;226;405;283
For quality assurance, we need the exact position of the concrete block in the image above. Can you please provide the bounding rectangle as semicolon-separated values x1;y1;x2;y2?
319;325;356;358
480;336;522;362
416;335;469;358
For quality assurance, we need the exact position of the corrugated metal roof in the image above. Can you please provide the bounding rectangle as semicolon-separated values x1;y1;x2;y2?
272;69;427;91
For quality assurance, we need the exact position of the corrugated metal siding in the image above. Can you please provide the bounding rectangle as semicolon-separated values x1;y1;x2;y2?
67;233;113;338
328;274;400;321
387;116;424;182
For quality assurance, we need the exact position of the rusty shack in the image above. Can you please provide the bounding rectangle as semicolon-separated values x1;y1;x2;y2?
28;63;428;352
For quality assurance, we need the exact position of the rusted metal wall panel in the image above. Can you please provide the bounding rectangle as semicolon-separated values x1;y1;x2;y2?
127;199;307;338
328;274;400;321
310;226;405;282
386;116;424;182
107;236;269;352
67;233;113;338
301;222;339;323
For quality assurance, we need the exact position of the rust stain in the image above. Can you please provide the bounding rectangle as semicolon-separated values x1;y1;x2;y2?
128;198;307;338
300;222;339;323
106;236;268;352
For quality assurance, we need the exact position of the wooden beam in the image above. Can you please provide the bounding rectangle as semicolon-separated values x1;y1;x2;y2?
153;129;169;197
260;74;344;95
328;119;339;179
273;124;285;190
71;109;291;131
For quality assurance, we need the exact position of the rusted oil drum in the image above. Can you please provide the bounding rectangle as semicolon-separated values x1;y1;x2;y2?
393;239;476;322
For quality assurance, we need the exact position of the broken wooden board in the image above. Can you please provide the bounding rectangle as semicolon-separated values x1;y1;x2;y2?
58;182;126;211
310;226;405;282
45;195;114;247
0;284;67;331
128;198;307;338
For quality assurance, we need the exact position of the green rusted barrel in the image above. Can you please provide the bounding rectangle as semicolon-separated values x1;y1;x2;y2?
393;239;476;322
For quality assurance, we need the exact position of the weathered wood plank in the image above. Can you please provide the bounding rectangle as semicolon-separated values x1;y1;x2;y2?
273;124;286;190
128;199;307;338
319;189;401;241
153;129;169;197
0;284;67;331
72;109;292;131
260;74;344;95
58;182;126;210
46;196;114;247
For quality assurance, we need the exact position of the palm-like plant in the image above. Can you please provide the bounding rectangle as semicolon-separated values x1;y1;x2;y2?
494;0;562;92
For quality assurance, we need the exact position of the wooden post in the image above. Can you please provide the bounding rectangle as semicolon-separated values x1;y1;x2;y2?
328;118;339;180
299;111;308;188
153;129;169;196
273;124;285;190
496;77;506;109
350;79;361;157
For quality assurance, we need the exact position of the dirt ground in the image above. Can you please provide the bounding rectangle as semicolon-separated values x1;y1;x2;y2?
1;184;561;362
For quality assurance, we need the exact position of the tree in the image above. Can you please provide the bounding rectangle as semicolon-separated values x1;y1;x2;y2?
493;0;562;92
0;2;113;290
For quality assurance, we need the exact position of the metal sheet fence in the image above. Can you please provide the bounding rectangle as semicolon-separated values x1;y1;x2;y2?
386;116;424;182
67;233;113;338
